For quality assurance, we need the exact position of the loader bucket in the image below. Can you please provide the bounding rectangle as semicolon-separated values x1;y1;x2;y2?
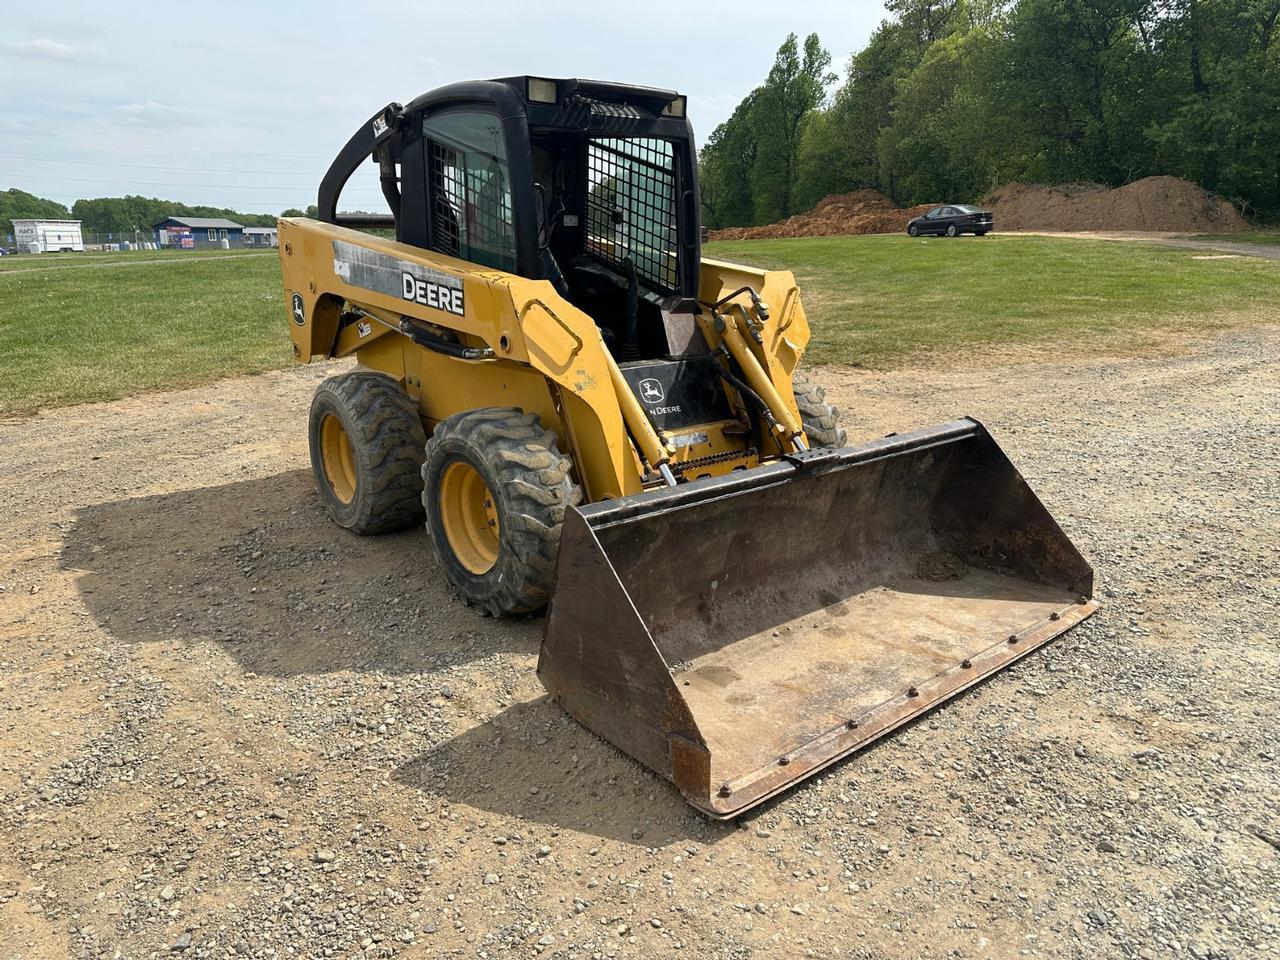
538;418;1098;818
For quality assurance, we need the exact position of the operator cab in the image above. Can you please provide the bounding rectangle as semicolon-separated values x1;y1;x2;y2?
317;77;705;368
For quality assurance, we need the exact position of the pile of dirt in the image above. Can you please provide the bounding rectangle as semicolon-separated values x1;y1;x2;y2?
985;176;1247;233
710;189;934;240
708;175;1246;240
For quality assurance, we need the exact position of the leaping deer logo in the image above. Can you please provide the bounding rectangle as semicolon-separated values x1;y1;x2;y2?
639;378;664;404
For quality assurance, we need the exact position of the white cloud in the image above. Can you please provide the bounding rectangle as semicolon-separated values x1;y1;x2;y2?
113;100;180;116
2;37;105;62
107;100;190;131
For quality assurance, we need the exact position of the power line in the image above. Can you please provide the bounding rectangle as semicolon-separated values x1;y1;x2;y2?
1;171;386;193
0;130;331;161
0;153;324;176
17;193;385;210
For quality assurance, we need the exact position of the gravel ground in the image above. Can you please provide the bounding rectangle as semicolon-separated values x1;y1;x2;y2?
0;328;1276;960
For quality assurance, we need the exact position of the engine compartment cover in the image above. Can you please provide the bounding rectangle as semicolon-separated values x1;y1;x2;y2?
618;357;735;431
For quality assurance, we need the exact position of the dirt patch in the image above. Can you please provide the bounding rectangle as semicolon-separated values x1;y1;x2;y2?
710;176;1246;240
710;189;934;240
986;176;1247;233
913;549;968;582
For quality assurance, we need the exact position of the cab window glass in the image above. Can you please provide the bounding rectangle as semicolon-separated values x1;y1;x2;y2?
423;109;516;271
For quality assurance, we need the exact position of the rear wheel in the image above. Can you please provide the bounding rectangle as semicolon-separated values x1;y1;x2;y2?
793;373;848;448
308;372;427;534
976;230;989;236
946;224;958;237
422;408;582;616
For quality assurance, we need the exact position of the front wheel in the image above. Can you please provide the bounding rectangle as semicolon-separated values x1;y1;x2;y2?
907;224;919;237
793;373;848;448
946;224;958;237
422;408;582;616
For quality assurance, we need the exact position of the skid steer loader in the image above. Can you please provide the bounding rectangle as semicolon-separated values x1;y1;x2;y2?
278;77;1098;817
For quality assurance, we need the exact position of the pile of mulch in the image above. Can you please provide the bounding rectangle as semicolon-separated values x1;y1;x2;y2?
984;176;1247;232
709;190;934;240
708;175;1247;240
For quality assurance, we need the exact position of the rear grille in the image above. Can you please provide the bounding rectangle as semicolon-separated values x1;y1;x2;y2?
585;137;678;291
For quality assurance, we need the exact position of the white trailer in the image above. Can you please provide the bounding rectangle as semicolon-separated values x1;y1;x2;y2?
11;219;85;253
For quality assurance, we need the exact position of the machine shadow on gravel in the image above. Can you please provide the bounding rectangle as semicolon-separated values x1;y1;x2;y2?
395;696;739;847
61;470;539;676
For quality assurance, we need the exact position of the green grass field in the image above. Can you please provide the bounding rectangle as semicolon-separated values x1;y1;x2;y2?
1;235;1277;415
0;247;270;272
0;249;288;415
705;233;1280;366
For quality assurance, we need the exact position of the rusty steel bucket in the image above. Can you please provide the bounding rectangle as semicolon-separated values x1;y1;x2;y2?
538;419;1098;817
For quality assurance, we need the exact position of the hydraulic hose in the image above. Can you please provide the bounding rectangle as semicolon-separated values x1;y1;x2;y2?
715;309;805;449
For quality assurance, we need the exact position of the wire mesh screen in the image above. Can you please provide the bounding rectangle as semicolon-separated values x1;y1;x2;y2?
585;138;678;291
424;111;516;272
428;140;463;257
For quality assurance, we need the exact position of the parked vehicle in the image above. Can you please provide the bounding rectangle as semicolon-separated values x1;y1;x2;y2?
907;205;993;237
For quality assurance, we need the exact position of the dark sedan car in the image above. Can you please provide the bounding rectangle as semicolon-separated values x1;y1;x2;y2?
906;204;994;237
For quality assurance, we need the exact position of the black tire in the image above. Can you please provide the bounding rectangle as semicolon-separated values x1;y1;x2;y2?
308;372;427;535
422;408;582;617
792;372;848;448
908;224;919;237
976;230;988;236
946;224;958;237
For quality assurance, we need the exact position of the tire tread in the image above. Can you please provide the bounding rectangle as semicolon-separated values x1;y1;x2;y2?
422;407;582;616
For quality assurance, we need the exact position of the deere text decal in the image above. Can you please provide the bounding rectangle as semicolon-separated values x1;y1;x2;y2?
331;239;465;318
401;271;464;315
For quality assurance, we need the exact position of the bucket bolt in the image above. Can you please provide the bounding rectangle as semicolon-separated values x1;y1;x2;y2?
1008;634;1019;644
718;783;732;798
1049;611;1061;621
960;659;972;670
907;686;919;698
777;755;791;766
846;719;859;730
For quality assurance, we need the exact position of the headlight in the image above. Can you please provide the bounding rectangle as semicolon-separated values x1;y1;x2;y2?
527;78;558;104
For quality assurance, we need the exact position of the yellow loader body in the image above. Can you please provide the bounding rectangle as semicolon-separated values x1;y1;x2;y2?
281;219;811;500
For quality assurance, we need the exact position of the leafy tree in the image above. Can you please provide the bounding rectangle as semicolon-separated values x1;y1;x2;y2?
1148;0;1280;212
68;196;279;235
879;30;997;202
1;189;72;237
749;33;837;221
700;91;761;228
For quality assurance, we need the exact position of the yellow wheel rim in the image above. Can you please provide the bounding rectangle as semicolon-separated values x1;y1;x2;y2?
439;461;499;575
319;413;358;504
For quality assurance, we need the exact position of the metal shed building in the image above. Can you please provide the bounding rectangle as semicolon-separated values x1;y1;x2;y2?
242;226;279;248
153;216;245;249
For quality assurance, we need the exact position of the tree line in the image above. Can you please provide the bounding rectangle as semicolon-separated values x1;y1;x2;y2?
1;188;285;238
700;0;1280;228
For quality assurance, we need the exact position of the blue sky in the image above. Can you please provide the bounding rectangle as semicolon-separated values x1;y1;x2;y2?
1;2;887;214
